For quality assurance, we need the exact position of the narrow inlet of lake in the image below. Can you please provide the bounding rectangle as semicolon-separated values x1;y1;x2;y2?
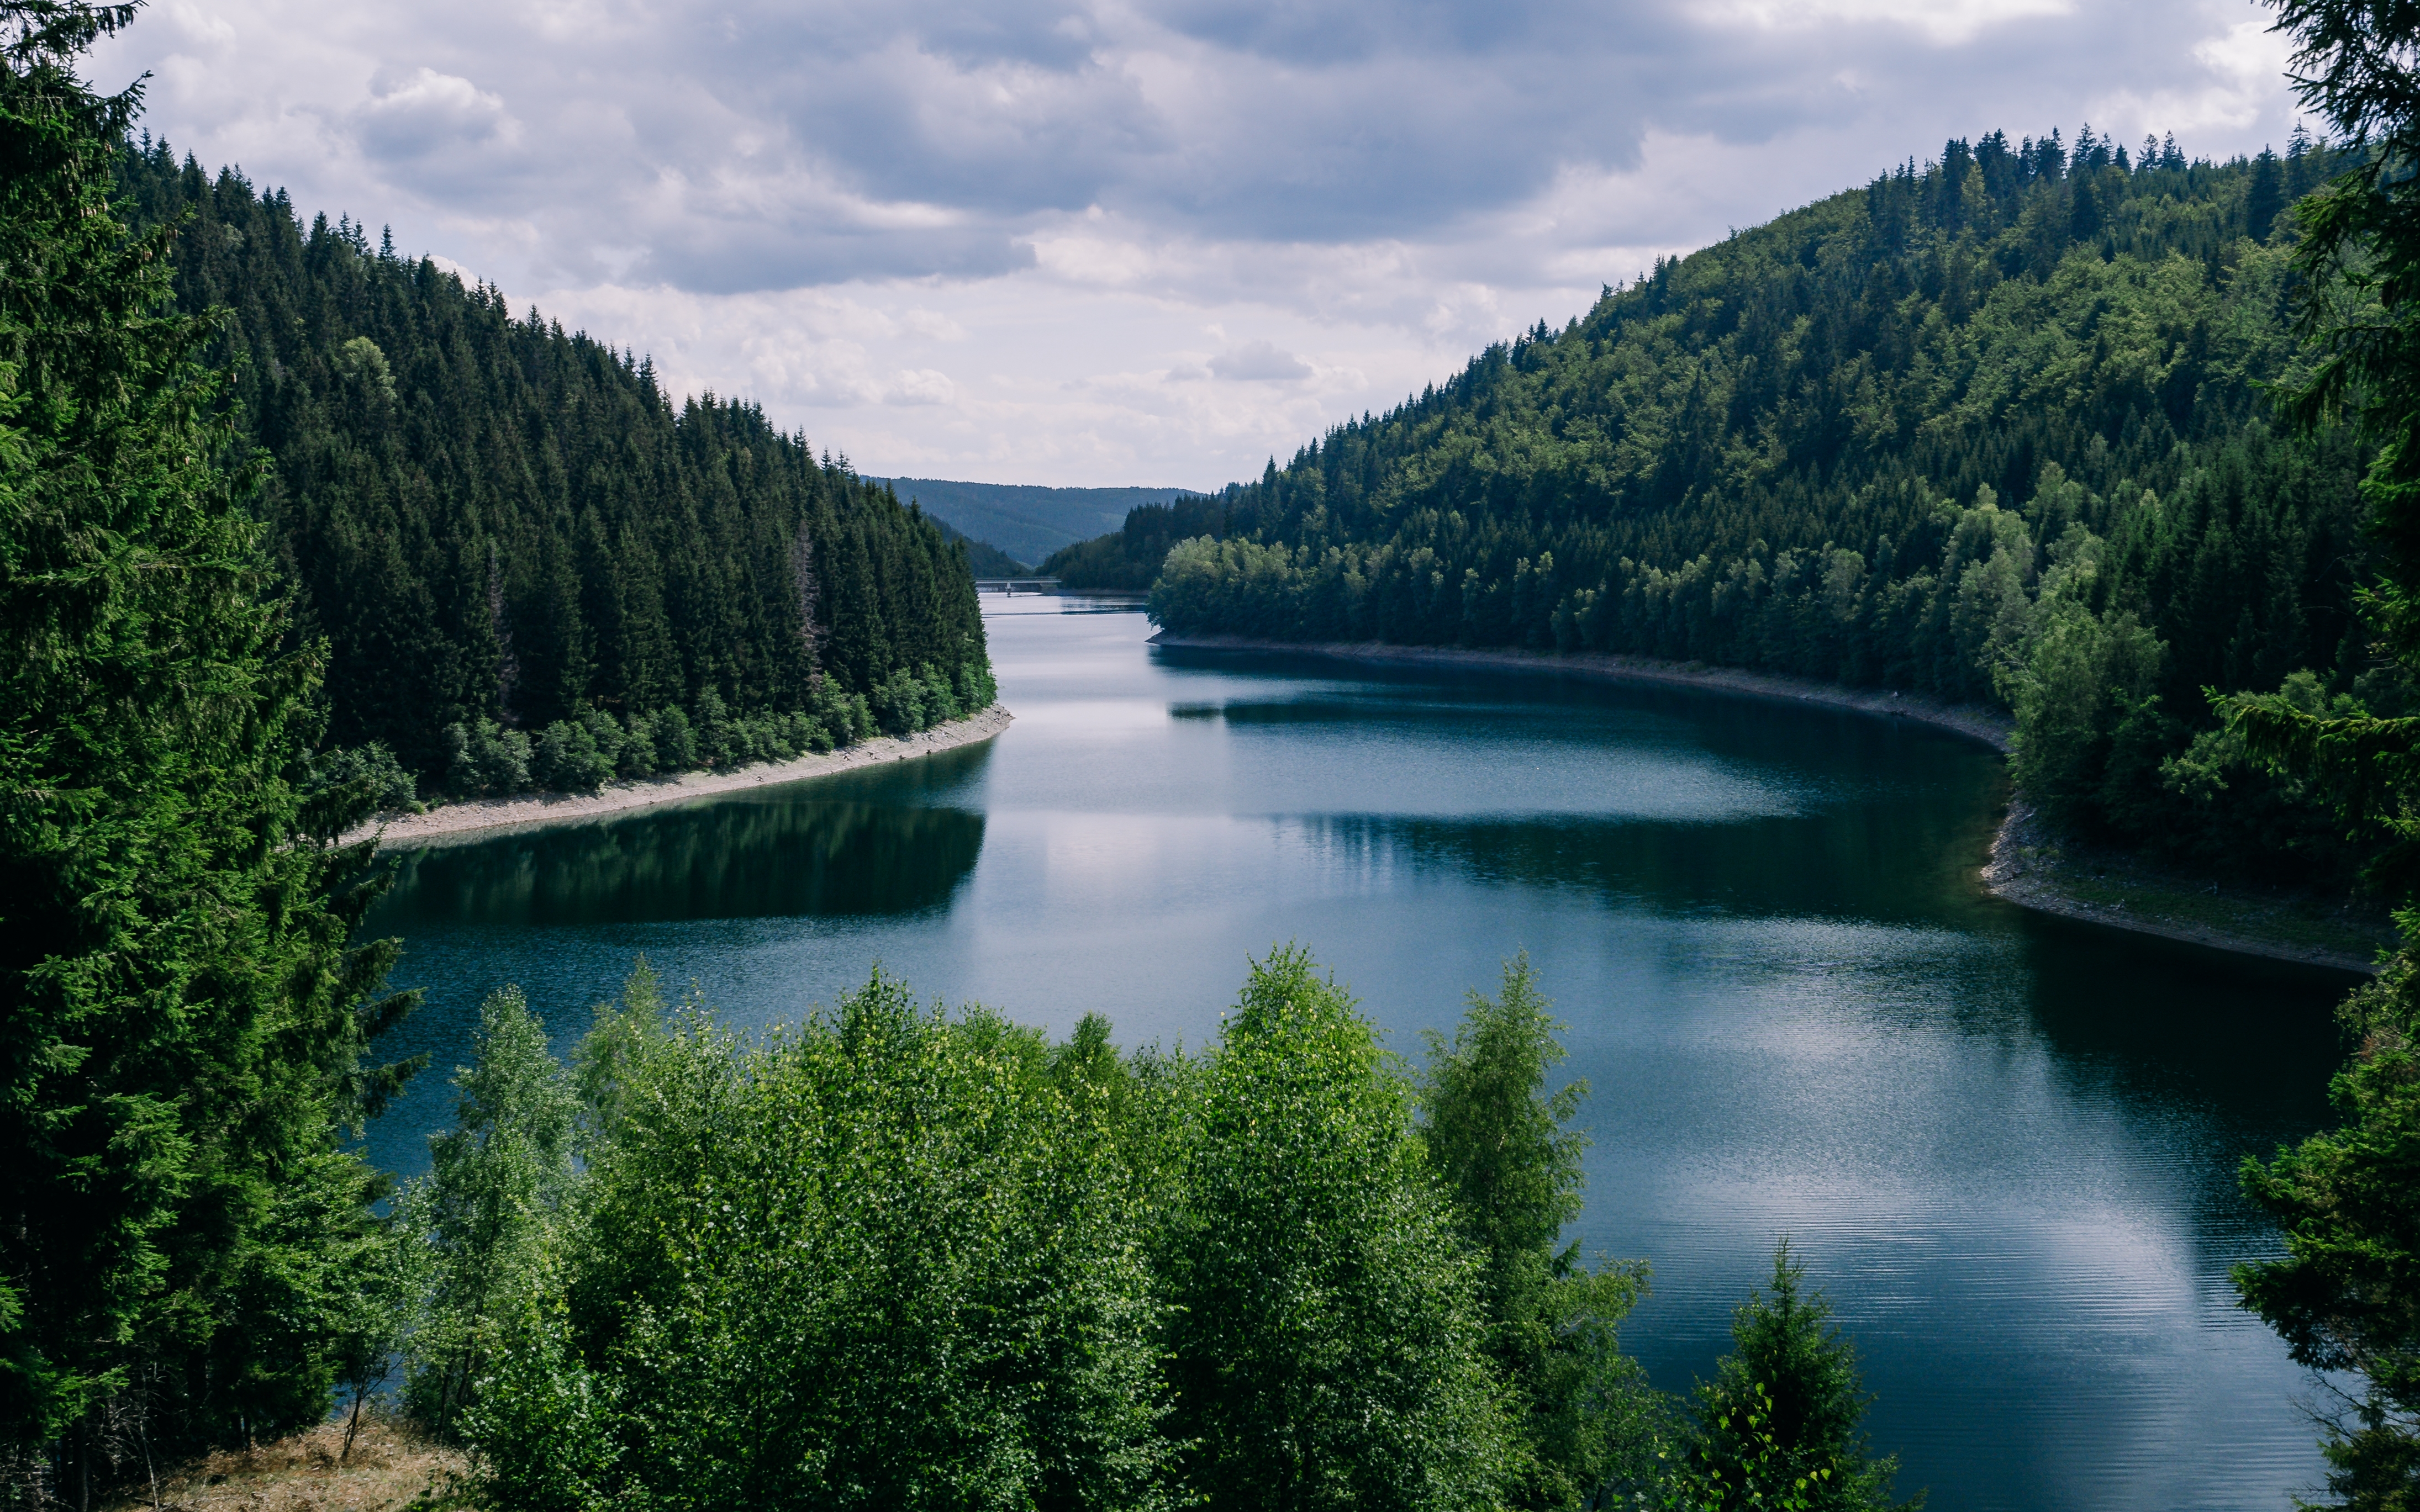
366;597;2350;1512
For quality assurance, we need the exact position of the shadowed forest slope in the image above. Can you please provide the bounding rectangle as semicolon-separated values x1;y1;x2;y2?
114;144;993;789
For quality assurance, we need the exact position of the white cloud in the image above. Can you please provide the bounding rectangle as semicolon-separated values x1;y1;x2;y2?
1209;340;1312;381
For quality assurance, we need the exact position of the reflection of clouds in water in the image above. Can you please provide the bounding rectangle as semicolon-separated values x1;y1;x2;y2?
367;609;2343;1512
1011;697;1185;736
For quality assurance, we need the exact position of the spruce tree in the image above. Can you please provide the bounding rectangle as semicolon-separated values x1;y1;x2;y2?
1681;1244;1916;1511
0;1;415;1497
1420;956;1660;1507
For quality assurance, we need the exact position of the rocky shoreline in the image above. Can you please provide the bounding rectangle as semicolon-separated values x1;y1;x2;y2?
345;705;1014;850
1148;632;2385;974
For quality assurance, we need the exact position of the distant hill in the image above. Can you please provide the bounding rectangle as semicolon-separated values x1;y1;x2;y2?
871;479;1203;568
922;514;1030;577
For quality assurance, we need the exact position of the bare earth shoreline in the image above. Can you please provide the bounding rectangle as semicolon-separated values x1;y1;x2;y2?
344;705;1014;850
1150;631;2389;974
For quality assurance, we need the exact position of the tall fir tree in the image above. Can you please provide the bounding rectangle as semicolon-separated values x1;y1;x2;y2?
1;1;416;1499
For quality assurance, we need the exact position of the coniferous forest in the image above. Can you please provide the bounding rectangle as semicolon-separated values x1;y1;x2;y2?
1066;130;2380;885
113;144;995;805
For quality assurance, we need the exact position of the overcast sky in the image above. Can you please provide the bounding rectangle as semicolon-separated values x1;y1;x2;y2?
97;0;2303;489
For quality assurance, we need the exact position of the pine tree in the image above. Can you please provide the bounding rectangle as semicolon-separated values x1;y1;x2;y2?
2248;145;2286;240
2234;3;2420;1504
2;0;418;1499
1681;1244;1916;1511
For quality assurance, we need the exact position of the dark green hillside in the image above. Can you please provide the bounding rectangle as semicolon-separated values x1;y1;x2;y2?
872;477;1200;566
114;144;993;793
926;515;1030;575
1128;129;2378;882
1041;493;1230;589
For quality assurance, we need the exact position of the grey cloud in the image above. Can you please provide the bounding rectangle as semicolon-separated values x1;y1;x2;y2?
353;66;514;160
109;0;2303;301
1210;340;1311;380
639;223;1037;295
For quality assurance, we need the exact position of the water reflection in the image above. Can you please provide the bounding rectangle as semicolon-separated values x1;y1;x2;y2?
360;603;2355;1512
373;748;991;928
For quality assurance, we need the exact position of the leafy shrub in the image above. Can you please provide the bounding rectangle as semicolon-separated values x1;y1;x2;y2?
619;712;659;779
531;720;614;794
920;663;963;724
656;706;699;769
444;719;533;797
871;666;929;737
811;678;874;744
305;741;420;813
694;688;737;768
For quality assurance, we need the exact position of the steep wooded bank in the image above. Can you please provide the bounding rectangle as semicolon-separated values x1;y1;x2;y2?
112;143;994;799
1088;133;2381;887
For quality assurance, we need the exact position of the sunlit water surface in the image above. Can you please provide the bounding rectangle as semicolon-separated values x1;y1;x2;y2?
367;599;2352;1511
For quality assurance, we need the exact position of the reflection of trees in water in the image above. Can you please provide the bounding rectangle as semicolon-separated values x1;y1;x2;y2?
377;798;986;925
1306;805;2345;1155
1298;803;1992;921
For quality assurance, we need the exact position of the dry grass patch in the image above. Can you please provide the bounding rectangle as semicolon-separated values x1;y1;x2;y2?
105;1411;474;1512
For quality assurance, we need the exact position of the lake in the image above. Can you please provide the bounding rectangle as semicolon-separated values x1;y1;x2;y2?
366;596;2352;1511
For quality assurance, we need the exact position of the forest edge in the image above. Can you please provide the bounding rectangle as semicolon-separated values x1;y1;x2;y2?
1150;631;2391;974
342;705;1015;850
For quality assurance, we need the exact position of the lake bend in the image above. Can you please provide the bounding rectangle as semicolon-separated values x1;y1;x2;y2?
366;596;2354;1512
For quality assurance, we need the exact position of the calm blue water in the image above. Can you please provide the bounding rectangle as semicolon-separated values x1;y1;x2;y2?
366;598;2351;1511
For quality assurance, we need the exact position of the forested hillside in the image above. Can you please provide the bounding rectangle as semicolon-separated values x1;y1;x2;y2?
115;144;994;797
1118;130;2376;882
873;477;1199;566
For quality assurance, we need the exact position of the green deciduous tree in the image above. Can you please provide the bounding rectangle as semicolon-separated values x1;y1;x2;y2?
1159;946;1516;1511
466;964;1174;1511
393;986;578;1441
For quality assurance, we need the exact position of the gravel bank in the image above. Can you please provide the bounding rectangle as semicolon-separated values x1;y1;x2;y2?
346;705;1014;850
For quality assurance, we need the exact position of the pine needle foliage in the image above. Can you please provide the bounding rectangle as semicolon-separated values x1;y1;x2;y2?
2226;5;2420;1504
0;1;418;1500
106;146;994;787
1678;1243;1917;1512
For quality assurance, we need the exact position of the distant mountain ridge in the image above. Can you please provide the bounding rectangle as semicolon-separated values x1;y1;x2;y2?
871;478;1204;568
920;514;1030;577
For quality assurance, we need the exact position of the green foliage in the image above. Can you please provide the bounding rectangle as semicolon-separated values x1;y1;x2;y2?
1118;134;2369;884
392;987;578;1441
303;740;420;815
1421;954;1663;1507
109;147;994;793
0;0;416;1494
470;965;1174;1511
2240;954;2420;1510
1678;1244;1917;1511
1159;947;1517;1510
2229;9;2420;1500
1042;495;1232;589
439;951;1622;1512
